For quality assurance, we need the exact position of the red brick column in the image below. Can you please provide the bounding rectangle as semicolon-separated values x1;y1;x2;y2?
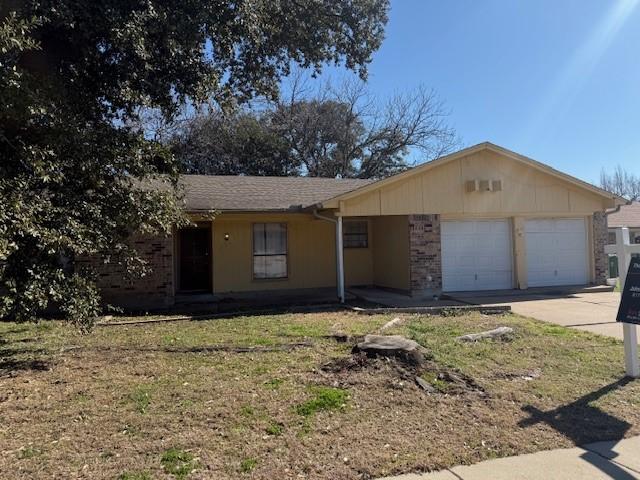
408;214;442;297
593;211;608;285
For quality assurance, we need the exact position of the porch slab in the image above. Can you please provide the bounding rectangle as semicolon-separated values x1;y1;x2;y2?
173;287;352;314
348;286;466;308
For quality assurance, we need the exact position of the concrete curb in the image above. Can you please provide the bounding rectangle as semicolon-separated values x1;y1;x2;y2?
349;305;511;316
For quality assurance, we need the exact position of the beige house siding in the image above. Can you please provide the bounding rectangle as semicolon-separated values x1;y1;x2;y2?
343;218;374;286
336;149;611;217
212;213;337;293
372;216;410;291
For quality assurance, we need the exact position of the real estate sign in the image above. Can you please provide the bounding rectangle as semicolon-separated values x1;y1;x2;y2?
617;259;640;325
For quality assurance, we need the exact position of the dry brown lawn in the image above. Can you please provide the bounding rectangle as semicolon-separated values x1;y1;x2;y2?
1;311;639;480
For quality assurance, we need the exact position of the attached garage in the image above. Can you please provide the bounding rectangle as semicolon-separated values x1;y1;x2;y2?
441;219;513;292
322;142;618;296
525;218;589;287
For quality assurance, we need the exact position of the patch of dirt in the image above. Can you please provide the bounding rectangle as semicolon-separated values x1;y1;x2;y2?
0;359;52;377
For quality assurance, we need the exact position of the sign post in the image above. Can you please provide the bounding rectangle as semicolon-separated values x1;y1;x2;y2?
615;227;640;378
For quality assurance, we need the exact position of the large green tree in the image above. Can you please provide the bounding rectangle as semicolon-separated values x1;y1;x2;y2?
0;0;389;327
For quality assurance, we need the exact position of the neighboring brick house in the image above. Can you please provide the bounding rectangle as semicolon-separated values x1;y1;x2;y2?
605;201;640;279
607;201;640;244
91;142;620;309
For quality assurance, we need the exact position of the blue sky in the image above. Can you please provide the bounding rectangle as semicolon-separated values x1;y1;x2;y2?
311;0;640;184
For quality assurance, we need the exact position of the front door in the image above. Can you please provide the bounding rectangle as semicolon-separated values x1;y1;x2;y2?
178;224;212;292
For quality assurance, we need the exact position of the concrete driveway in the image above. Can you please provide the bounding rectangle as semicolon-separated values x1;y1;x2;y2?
455;290;634;342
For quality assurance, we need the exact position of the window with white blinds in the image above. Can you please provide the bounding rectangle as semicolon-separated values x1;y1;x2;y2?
253;223;287;279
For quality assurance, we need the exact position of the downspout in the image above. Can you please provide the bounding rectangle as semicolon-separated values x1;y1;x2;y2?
313;209;345;303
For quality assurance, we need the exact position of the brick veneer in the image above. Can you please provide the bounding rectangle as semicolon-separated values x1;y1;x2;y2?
77;234;174;309
408;214;442;296
593;211;608;284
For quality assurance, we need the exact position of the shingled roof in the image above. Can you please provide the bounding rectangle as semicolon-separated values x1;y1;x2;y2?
607;201;640;228
178;175;372;212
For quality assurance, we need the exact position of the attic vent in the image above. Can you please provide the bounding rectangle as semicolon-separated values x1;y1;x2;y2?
465;179;503;193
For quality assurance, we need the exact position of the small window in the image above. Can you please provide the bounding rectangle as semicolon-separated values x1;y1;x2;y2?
608;232;616;245
253;223;287;279
343;220;368;248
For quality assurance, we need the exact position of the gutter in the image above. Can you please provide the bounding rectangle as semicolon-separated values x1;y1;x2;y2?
313;209;345;303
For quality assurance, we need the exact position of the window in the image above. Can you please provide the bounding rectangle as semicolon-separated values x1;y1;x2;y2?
608;232;616;245
343;220;368;248
253;223;287;279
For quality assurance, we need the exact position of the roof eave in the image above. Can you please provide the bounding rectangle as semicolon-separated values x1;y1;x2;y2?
185;207;310;214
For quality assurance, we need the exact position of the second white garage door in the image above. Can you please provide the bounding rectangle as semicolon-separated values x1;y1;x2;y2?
441;220;513;292
525;218;588;287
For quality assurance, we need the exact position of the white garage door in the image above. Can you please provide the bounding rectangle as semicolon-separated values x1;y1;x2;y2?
441;220;513;292
525;218;588;287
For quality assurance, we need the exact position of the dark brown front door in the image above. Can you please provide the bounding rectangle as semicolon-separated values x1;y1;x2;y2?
178;224;212;292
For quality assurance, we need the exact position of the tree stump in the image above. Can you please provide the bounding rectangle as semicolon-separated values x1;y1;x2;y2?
352;334;429;366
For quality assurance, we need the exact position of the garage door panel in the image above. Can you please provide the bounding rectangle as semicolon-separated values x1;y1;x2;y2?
459;237;476;249
445;274;477;290
476;271;513;290
557;220;585;232
526;218;588;287
526;219;554;232
442;220;513;292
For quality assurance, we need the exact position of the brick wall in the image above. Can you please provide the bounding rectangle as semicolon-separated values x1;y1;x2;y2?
77;234;174;310
593;211;608;284
408;214;442;296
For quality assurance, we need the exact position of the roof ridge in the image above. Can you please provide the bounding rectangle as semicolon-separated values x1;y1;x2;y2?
179;174;371;181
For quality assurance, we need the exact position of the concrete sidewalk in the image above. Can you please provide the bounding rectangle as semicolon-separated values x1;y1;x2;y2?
380;436;640;480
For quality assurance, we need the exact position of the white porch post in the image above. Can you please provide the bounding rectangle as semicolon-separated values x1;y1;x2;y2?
617;227;639;378
336;216;345;303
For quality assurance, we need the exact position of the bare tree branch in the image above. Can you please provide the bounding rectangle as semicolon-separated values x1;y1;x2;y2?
600;165;640;201
168;74;458;179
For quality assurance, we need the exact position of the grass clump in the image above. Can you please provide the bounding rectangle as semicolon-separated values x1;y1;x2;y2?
420;372;451;393
239;405;255;417
265;421;284;436
17;446;41;459
296;386;348;417
128;386;151;414
118;472;152;480
240;457;257;473
264;378;284;390
161;448;198;479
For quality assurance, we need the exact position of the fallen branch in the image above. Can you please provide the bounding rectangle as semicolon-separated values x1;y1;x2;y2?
62;342;313;354
456;326;514;342
378;317;404;333
415;376;436;393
